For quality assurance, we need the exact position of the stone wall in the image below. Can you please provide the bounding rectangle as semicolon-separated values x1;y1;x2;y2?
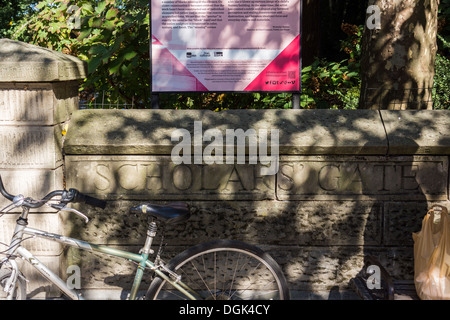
63;109;450;298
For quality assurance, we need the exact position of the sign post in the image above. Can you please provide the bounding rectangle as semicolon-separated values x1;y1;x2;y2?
150;0;301;101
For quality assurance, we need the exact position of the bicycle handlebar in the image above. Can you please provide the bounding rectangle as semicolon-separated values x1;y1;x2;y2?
0;175;14;202
0;175;106;210
70;189;107;209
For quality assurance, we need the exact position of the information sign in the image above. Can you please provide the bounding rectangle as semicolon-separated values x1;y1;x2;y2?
151;0;301;92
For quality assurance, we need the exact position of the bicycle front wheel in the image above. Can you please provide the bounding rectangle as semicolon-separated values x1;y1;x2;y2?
0;269;27;300
146;239;290;300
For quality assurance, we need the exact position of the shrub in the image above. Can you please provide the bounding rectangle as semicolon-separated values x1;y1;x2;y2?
433;53;450;109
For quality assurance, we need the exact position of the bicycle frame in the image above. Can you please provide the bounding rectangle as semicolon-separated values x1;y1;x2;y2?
5;218;198;300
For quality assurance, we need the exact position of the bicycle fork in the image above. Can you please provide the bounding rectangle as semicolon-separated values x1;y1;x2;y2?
3;207;31;300
2;259;20;300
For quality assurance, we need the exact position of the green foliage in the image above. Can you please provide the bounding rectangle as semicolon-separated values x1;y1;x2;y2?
12;0;151;108
6;3;363;110
300;59;360;109
433;53;450;109
7;2;446;110
433;0;450;109
300;24;362;109
0;0;36;38
339;23;363;62
159;92;293;110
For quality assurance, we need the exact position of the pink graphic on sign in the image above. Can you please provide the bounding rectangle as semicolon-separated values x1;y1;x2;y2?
152;36;209;91
244;35;300;91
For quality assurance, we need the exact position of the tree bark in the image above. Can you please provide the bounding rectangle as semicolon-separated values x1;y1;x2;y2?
359;0;439;110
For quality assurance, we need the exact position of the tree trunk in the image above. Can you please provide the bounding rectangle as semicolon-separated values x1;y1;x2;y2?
359;0;439;110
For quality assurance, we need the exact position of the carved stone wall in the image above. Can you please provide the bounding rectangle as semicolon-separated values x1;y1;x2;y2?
63;109;450;298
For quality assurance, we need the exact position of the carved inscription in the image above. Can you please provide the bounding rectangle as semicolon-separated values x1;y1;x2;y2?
66;156;275;200
277;156;448;200
66;156;448;200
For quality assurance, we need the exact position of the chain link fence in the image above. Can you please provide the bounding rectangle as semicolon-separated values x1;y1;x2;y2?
79;87;447;110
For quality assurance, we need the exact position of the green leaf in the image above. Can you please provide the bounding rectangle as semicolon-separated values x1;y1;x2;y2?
103;20;116;30
331;63;340;70
120;63;133;75
36;1;46;10
89;45;108;55
302;65;312;73
78;28;92;41
123;50;138;60
38;30;47;40
95;1;107;15
90;17;103;28
106;8;119;20
108;58;123;75
88;56;102;74
81;3;95;14
109;35;125;54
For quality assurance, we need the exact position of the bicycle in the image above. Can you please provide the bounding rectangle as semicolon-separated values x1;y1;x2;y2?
0;175;290;300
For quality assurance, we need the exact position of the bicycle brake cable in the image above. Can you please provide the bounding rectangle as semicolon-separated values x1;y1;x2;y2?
0;195;26;216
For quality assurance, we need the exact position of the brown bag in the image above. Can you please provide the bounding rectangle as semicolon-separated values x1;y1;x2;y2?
413;205;450;300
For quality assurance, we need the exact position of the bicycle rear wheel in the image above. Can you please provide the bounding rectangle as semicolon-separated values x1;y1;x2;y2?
146;239;289;300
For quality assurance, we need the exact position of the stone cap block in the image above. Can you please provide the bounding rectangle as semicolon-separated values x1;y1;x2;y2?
0;39;87;82
274;109;387;154
64;109;388;155
381;110;450;155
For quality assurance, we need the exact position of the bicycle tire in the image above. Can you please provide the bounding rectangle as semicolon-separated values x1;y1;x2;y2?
145;239;290;300
0;269;27;300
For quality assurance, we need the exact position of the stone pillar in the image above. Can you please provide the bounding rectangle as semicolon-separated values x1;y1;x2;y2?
0;39;86;298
